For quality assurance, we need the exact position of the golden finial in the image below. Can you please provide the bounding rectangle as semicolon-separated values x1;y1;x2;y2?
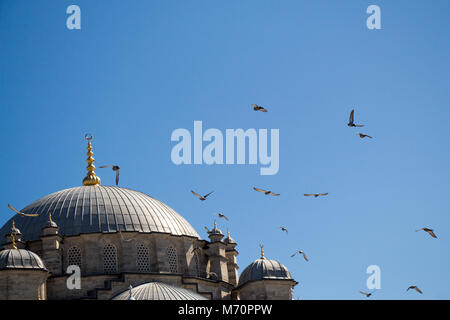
48;212;53;223
214;220;217;229
227;229;230;238
12;220;16;229
11;233;17;250
82;133;101;186
259;244;265;259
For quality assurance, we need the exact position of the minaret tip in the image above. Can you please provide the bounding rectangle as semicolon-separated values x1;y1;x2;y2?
82;133;101;186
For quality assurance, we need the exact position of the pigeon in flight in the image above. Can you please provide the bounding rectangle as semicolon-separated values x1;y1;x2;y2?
291;250;309;261
278;226;288;234
416;228;437;238
359;291;374;298
99;165;120;185
191;190;214;201
253;187;280;196
356;133;373;139
348;109;364;127
407;286;423;294
304;193;328;198
8;204;40;217
215;213;229;221
252;104;268;112
117;226;133;242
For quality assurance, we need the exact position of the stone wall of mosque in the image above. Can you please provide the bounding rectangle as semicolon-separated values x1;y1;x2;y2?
236;280;296;300
0;270;48;300
28;231;238;299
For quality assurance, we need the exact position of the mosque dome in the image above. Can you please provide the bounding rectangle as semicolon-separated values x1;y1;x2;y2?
111;282;208;300
0;185;200;242
0;248;47;271
238;258;292;287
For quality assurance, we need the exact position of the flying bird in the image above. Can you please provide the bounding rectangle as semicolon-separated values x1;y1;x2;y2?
304;193;328;198
348;109;364;127
359;291;373;298
204;226;211;233
291;250;309;261
117;226;133;242
191;246;202;254
416;228;437;238
8;204;40;217
278;226;288;234
356;133;373;139
407;286;423;294
252;104;268;112
253;187;280;196
191;190;214;201
99;165;120;185
215;212;229;221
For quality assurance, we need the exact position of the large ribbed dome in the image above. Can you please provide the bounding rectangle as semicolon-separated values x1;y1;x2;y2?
0;186;200;242
112;282;207;300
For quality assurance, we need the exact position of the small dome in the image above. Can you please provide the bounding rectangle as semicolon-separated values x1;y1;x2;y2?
7;222;21;236
238;258;292;287
208;221;223;236
0;249;47;271
111;282;207;300
224;230;236;244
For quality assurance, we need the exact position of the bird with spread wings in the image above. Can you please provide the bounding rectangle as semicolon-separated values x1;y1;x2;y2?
252;104;268;112
407;286;423;294
99;165;120;186
416;227;437;238
348;109;364;127
8;204;40;217
291;250;308;261
304;193;328;198
253;187;280;196
215;212;229;221
359;291;374;298
356;133;373;139
117;226;134;242
191;190;214;201
278;226;288;234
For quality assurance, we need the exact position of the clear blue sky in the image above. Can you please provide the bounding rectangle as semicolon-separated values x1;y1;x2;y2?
1;0;449;299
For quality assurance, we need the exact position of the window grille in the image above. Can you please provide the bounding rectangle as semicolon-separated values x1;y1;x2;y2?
67;246;82;269
136;243;150;272
166;246;178;273
103;244;118;274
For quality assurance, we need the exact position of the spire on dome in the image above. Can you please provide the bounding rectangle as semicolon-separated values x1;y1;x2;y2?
259;243;265;259
82;133;101;186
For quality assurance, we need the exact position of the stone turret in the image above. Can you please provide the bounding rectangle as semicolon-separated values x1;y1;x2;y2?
0;234;49;300
234;245;297;300
40;213;62;275
206;221;229;283
224;230;239;287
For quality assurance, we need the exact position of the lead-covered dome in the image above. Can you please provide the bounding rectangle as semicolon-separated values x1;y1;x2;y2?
238;258;292;287
112;282;207;300
0;185;200;242
0;249;47;271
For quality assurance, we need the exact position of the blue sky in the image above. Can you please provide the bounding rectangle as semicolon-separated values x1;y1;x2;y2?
1;0;449;299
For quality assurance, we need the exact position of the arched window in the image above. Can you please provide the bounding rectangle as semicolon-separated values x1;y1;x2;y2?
136;243;150;272
67;246;82;270
166;246;178;273
103;244;118;274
